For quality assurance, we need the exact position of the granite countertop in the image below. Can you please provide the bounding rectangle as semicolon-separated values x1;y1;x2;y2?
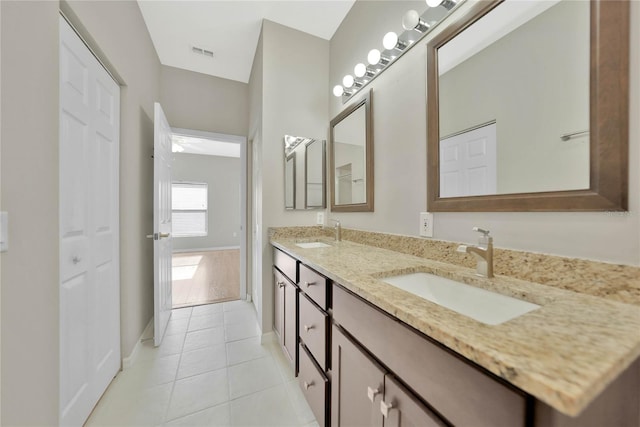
270;236;640;417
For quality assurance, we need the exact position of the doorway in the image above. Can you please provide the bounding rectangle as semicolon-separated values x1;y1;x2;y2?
169;128;247;308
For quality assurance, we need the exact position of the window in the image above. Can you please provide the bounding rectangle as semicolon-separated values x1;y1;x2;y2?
172;182;208;237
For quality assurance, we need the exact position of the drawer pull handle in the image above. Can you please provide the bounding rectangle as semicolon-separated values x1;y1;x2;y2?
367;387;379;402
380;400;394;417
277;281;285;288
304;281;315;287
304;324;314;332
304;380;314;390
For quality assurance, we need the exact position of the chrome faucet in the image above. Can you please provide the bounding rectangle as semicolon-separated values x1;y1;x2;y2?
457;227;494;278
329;219;341;242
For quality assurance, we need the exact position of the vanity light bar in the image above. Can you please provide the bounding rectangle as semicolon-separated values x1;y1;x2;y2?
332;0;464;103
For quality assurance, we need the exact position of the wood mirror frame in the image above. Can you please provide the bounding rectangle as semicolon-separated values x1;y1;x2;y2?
426;0;629;212
330;89;374;212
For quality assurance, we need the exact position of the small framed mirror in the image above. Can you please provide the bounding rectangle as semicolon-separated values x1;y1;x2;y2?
283;135;326;210
330;90;374;212
426;0;628;212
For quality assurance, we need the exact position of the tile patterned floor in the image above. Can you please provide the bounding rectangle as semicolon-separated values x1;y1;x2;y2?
87;300;318;426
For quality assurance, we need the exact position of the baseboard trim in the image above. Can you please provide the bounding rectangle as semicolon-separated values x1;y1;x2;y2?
122;318;153;370
261;331;277;344
172;246;240;254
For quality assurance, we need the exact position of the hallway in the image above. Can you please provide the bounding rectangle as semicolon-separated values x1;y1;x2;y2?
87;301;318;426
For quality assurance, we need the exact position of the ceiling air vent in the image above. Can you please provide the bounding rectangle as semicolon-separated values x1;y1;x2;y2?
191;46;214;58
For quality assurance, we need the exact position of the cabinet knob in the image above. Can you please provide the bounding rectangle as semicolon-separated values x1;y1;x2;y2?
72;256;81;265
304;324;314;332
380;400;394;417
277;281;285;288
367;386;380;402
304;281;314;287
304;380;314;390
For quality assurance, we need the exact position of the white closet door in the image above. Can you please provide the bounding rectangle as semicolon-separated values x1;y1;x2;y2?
59;15;120;426
439;123;497;198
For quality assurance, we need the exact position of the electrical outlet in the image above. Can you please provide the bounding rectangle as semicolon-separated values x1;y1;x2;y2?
316;212;325;225
419;212;434;237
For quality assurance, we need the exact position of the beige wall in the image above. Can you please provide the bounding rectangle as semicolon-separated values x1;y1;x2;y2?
1;0;161;423
172;153;241;251
160;65;249;136
249;20;330;332
329;0;640;266
1;2;61;423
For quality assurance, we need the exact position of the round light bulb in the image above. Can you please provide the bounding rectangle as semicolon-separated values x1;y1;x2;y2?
403;10;420;30
367;49;381;65
342;74;355;88
333;85;344;97
354;63;367;78
426;0;443;7
383;32;399;50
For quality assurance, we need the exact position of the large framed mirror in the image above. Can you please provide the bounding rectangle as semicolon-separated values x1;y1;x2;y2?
426;0;629;212
283;135;326;210
330;89;374;212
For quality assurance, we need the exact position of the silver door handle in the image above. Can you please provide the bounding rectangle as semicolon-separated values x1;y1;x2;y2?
146;234;154;239
146;233;171;240
159;232;170;239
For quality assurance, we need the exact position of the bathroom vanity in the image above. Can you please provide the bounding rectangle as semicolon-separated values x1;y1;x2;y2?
271;236;640;427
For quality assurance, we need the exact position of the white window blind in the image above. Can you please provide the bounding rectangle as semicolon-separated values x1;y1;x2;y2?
172;182;208;237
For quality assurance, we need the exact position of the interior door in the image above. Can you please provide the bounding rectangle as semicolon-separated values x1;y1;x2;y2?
439;122;497;197
59;15;120;425
153;102;173;346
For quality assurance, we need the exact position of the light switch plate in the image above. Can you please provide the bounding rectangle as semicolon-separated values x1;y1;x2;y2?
316;212;325;225
0;212;8;252
420;212;434;237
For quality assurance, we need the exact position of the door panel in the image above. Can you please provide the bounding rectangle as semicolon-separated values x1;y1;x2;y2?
153;102;173;346
332;325;385;427
439;122;497;197
59;15;120;426
383;375;446;427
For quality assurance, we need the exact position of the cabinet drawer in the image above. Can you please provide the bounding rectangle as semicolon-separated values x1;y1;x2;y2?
299;293;328;371
299;343;329;427
333;284;528;427
274;248;297;283
299;263;328;309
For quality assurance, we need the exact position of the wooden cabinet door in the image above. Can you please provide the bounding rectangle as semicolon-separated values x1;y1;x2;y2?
382;375;446;427
284;279;298;370
273;269;285;342
332;325;385;427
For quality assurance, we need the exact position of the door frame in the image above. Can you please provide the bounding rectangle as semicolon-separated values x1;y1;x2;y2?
170;127;249;300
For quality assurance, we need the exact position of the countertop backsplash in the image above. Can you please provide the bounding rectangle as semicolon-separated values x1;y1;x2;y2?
269;226;640;306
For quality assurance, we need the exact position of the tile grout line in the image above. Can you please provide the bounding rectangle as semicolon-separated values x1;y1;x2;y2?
162;307;192;424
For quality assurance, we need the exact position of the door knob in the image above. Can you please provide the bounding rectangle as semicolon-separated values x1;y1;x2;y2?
304;324;314;332
159;232;170;239
72;256;81;264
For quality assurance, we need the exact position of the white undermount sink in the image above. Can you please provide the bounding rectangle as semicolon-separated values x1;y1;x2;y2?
295;242;332;249
382;272;540;325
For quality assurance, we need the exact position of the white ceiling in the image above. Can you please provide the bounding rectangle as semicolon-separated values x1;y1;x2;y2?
137;0;356;83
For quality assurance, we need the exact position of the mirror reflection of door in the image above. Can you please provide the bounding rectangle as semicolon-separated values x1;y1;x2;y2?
283;135;326;210
336;164;352;205
285;154;295;209
333;104;367;205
